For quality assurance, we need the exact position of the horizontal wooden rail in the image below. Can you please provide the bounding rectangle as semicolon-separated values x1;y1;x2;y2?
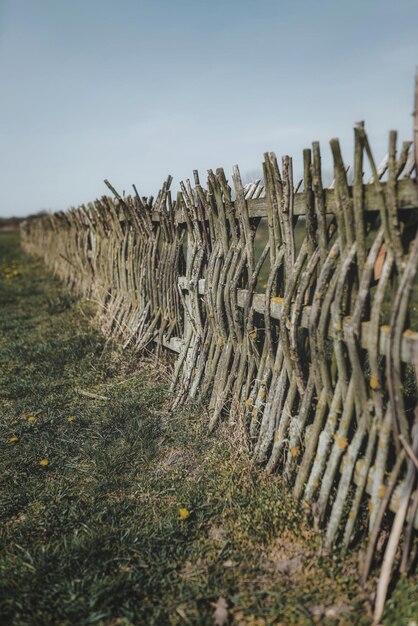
149;178;418;224
177;276;418;364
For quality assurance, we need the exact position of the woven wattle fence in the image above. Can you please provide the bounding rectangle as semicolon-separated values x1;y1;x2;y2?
21;118;418;621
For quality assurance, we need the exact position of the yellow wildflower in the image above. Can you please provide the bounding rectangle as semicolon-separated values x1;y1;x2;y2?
178;508;190;520
39;459;49;467
27;415;37;422
8;436;19;443
67;416;75;422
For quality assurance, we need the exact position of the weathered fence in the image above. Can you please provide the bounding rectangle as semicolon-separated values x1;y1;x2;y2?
21;117;418;621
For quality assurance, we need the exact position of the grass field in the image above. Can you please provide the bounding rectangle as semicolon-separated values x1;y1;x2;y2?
0;231;417;626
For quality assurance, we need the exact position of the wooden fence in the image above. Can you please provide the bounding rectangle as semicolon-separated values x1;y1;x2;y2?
21;118;418;621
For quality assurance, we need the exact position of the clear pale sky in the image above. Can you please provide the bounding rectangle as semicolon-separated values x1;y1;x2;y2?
1;0;417;217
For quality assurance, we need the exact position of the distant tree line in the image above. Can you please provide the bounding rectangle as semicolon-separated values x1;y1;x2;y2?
0;210;49;231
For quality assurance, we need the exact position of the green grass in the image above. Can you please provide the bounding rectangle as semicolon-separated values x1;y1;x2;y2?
0;232;416;626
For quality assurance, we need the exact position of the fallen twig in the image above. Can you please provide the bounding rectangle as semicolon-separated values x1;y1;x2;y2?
76;388;109;401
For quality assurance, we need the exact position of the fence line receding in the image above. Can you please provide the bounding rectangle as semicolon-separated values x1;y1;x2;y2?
21;110;418;622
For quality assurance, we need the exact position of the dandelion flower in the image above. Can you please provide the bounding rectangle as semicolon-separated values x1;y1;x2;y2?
178;508;190;520
27;415;37;423
8;436;19;443
67;416;75;422
39;459;49;467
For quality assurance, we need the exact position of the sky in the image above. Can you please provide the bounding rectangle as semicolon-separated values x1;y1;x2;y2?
0;0;417;217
